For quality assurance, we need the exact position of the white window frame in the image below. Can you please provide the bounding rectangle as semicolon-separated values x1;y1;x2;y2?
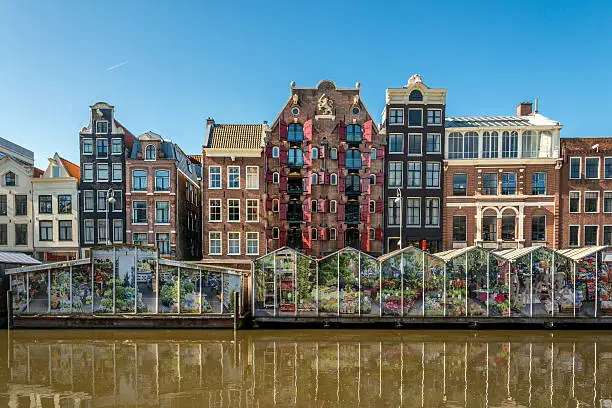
388;161;403;188
569;225;580;247
246;232;259;255
112;219;123;243
112;163;122;182
330;173;337;186
227;232;241;255
246;166;259;190
569;191;581;213
227;166;240;189
425;162;440;188
209;166;222;189
272;146;279;158
83;190;94;212
406;161;421;188
227;198;240;222
407;133;422;156
426;133;441;153
330;148;338;160
311;147;319;160
585;157;600;179
132;201;148;225
387;237;400;251
96;138;108;158
144;145;157;161
604;225;612;245
389;133;404;154
97;219;107;244
96;120;108;134
97;191;108;212
427;109;443;126
209;231;222;255
369;199;376;214
330;200;337;214
531;214;546;242
604;191;612;213
272;199;279;213
389;108;404;125
584;191;600;214
569;157;581;180
96;163;109;182
155;200;170;225
111;138;122;155
272;172;280;184
83;138;93;155
407;108;423;128
405;197;421;227
272;227;280;240
330;228;337;241
584;224;599;246
84;219;94;244
83;163;94;182
246;199;259;222
424;197;440;227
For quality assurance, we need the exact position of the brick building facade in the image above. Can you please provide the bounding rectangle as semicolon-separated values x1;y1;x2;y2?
126;132;201;260
265;80;385;258
201;121;266;267
443;103;563;249
559;137;612;247
382;74;446;253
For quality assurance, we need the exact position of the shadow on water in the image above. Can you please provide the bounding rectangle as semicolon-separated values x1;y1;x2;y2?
0;329;611;407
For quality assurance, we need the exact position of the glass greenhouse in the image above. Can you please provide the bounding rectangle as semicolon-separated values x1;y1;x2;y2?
8;245;243;316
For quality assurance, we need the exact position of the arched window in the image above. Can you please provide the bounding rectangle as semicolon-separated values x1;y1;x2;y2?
288;148;303;167
311;173;318;185
145;145;156;160
272;172;279;184
330;200;337;213
311;228;318;240
311;200;318;213
346;124;362;143
4;171;16;186
502;131;518;158
448;132;463;159
288;124;303;142
538;131;553;158
312;147;318;160
370;148;377;160
346;174;361;194
330;228;337;240
272;227;280;239
369;174;376;185
369;200;376;213
272;146;279;158
346;149;362;169
483;131;498;158
272;199;279;212
330;173;338;185
463;131;478;159
409;89;423;101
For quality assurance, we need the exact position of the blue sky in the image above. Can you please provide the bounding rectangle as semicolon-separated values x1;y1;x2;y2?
1;1;611;167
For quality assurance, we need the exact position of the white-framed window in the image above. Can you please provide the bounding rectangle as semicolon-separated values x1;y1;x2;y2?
389;108;404;125
132;201;147;224
482;131;499;158
97;163;109;181
155;201;170;224
585;225;599;246
209;232;222;255
97;219;107;243
427;109;442;125
369;199;375;213
425;198;440;226
330;173;337;185
406;161;421;188
83;163;93;181
228;166;240;189
311;173;318;185
209;166;221;189
145;145;156;161
311;227;318;241
502;131;518;158
605;226;612;245
155;170;170;191
96;138;108;158
156;233;170;254
246;232;259;255
83;190;94;211
96;120;108;134
112;163;122;181
369;174;376;185
569;225;580;247
97;191;108;211
228;232;240;255
84;219;94;243
388;161;403;188
330;228;337;241
132;170;147;191
408;108;422;127
370;148;377;160
605;157;612;179
584;191;600;213
585;157;600;179
83;138;93;155
406;198;420;226
330;200;337;213
113;219;123;243
272;146;279;158
389;134;403;154
426;162;440;188
448;132;463;159
407;133;422;155
369;228;375;241
247;199;259;222
272;172;280;184
311;200;317;213
209;199;222;222
111;138;122;155
463;132;478;159
312;147;319;160
388;198;400;226
569;157;581;179
132;233;148;247
426;133;441;153
604;191;612;213
227;199;240;221
272;227;280;240
569;191;581;213
246;166;259;189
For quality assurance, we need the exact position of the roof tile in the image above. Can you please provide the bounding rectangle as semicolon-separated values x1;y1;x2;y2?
206;124;263;150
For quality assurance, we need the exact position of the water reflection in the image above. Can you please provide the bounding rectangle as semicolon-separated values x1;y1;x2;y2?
1;330;611;407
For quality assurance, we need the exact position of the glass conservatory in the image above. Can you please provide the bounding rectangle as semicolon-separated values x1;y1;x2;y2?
8;245;243;316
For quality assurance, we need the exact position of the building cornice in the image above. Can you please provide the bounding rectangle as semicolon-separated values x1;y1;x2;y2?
203;148;262;158
444;158;560;166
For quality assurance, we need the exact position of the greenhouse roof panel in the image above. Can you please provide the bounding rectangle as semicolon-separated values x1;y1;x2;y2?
556;246;611;261
434;246;496;262
378;246;435;262
6;258;90;275
320;246;378;262
493;246;564;261
253;246;317;262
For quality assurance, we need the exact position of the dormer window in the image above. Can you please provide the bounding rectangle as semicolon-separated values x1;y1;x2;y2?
4;172;16;186
96;121;108;134
409;90;423;101
52;167;60;178
145;145;157;160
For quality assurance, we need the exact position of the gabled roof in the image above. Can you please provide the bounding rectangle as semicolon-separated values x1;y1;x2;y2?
188;155;202;164
0;251;41;265
59;157;80;180
556;246;611;261
493;246;565;262
114;119;136;150
205;124;264;150
378;245;440;262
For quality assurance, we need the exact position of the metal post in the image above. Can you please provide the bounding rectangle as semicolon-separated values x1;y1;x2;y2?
47;269;51;313
233;291;240;331
6;290;13;330
273;252;277;317
26;272;29;313
69;265;73;314
177;266;181;314
595;252;599;318
379;261;382;317
573;262;576;318
486;253;490;317
551;252;555;318
422;252;425;317
443;264;447;317
530;253;533;318
358;254;361;316
112;247;116;314
337;254;340;316
400;254;404;318
465;255;468;317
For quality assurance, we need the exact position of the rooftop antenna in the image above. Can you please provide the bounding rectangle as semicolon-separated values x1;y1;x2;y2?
534;98;539;113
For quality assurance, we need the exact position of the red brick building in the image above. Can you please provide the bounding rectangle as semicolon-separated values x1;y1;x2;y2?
265;80;385;257
125;132;201;259
559;137;612;247
443;103;563;249
201;121;266;267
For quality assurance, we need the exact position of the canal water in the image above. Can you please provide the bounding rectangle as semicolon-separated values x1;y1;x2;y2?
0;330;611;407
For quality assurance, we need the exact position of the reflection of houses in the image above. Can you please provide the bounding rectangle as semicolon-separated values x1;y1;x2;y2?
443;102;562;249
126;132;202;260
265;80;385;257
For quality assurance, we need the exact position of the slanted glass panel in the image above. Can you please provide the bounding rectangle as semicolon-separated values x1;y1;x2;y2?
223;273;241;313
446;255;467;316
360;253;379;315
510;257;531;317
575;254;597;316
276;250;296;314
201;271;222;313
424;256;444;316
339;250;360;314
253;256;274;316
28;271;48;313
115;247;137;313
297;255;317;316
599;250;612;317
467;249;488;317
532;248;553;317
318;254;339;316
381;252;402;316
136;249;157;313
554;254;575;316
10;273;27;314
158;265;179;313
72;264;92;313
50;268;71;313
488;257;509;316
93;249;114;312
180;267;200;313
402;248;423;316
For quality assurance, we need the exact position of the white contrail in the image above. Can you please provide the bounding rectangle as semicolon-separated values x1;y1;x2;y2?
107;61;128;71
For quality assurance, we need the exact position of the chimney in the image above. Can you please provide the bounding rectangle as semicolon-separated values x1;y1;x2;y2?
516;102;533;116
206;117;215;126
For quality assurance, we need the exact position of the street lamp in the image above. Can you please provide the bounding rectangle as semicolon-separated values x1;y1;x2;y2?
394;188;402;250
106;188;116;246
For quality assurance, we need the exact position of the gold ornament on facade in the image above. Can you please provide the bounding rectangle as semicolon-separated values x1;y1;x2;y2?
317;93;334;115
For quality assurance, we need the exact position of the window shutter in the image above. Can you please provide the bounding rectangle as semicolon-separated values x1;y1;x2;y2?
338;121;347;142
279;145;288;165
361;176;370;195
319;228;325;241
303;145;312;166
279;176;288;192
337;227;345;247
265;198;272;211
337;203;345;221
303;119;313;142
302;227;311;249
266;172;273;183
362;151;371;168
363;120;373;142
338;173;345;193
375;199;384;214
377;149;385;159
279;202;287;221
317;199;324;213
302;201;311;222
360;229;370;252
375;227;383;240
325;173;330;185
279;120;288;141
338;146;346;167
279;229;287;246
320;145;326;159
265;146;273;157
376;171;384;185
303;171;311;195
360;200;370;223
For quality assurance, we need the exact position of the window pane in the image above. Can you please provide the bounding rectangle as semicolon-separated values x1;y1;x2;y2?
389;134;403;153
501;173;516;195
585;158;600;179
453;216;466;242
482;173;497;195
570;158;581;179
531;215;546;241
453;174;467;196
408;110;422;126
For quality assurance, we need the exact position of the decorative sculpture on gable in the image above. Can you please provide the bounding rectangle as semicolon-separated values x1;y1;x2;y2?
291;93;299;107
408;74;423;86
317;93;334;115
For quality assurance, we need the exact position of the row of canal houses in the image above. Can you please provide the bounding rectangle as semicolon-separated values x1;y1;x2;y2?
0;74;611;268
